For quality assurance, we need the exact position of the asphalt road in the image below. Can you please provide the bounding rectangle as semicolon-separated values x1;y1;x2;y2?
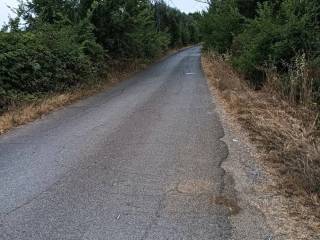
0;47;269;239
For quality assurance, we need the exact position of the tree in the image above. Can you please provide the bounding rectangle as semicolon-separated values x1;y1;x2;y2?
0;0;201;111
200;0;243;53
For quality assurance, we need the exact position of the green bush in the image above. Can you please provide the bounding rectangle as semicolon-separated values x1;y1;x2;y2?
201;0;320;103
0;0;200;112
231;2;280;83
0;21;104;110
91;0;171;58
201;0;243;53
232;1;320;78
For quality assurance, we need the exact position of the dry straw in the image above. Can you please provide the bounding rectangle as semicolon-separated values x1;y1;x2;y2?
202;51;320;220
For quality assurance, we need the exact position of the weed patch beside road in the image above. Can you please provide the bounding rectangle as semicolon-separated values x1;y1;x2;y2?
202;51;320;237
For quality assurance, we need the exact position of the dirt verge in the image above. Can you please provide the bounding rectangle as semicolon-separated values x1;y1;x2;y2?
202;51;320;239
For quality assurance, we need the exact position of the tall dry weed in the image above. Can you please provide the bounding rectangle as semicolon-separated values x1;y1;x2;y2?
202;51;320;218
264;53;316;107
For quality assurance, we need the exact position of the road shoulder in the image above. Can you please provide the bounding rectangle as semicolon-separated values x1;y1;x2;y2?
202;54;320;240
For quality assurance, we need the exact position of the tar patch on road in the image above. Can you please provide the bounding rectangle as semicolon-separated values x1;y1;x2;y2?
213;196;241;215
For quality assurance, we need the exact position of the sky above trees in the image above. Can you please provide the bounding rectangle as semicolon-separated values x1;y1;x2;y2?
169;0;207;13
0;0;207;25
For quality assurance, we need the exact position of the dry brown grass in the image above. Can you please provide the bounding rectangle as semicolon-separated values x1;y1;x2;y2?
202;51;320;222
0;58;148;135
0;47;189;135
0;46;190;135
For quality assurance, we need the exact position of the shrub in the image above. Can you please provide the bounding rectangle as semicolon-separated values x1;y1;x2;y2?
231;0;320;96
0;0;200;112
231;2;280;84
0;21;104;111
201;0;243;53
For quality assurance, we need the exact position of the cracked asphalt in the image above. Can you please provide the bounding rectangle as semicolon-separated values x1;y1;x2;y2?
0;47;270;239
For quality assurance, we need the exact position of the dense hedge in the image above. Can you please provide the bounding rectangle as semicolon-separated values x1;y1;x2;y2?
201;0;320;104
0;0;200;112
0;20;103;108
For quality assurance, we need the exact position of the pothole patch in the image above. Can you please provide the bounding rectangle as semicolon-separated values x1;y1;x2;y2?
213;196;241;215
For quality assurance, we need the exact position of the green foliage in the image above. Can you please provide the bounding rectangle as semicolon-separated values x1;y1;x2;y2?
0;0;201;111
89;0;198;57
231;2;280;81
22;0;80;24
201;0;243;53
233;0;320;84
154;2;201;47
0;19;104;110
201;0;320;103
235;0;265;18
91;0;170;58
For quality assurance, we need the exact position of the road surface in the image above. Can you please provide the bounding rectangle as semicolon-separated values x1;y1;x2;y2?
0;47;269;239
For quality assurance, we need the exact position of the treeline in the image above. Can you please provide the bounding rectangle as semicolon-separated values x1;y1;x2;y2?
0;0;200;112
201;0;320;105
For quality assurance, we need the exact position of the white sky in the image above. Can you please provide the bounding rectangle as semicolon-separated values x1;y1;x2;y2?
0;0;207;26
0;0;18;26
169;0;207;13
